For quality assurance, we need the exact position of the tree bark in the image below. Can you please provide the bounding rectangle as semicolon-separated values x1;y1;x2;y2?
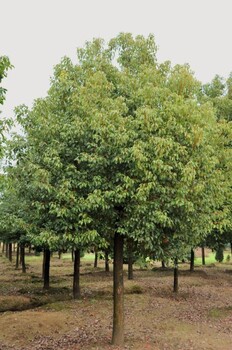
2;243;5;253
202;246;205;265
43;249;50;290
15;244;20;269
105;250;110;272
73;249;81;299
20;244;26;273
8;243;12;262
173;258;178;293
190;249;194;272
42;249;45;278
112;232;124;346
58;250;62;259
161;260;166;268
94;252;98;268
5;243;9;258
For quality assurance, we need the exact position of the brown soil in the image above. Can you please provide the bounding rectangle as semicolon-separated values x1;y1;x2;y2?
0;252;232;350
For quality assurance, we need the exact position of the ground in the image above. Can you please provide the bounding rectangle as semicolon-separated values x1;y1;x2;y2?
0;250;232;350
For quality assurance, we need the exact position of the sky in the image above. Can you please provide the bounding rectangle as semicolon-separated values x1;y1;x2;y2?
1;0;232;119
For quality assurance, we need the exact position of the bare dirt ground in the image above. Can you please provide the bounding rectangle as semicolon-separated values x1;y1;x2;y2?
0;251;232;350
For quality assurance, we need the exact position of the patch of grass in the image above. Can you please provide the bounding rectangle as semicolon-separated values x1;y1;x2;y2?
126;284;143;294
194;251;216;265
0;296;31;312
209;306;232;318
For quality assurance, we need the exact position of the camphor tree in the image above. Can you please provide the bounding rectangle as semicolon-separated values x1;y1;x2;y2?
7;34;232;346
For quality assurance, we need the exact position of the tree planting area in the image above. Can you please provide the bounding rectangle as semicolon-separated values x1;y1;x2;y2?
0;249;232;350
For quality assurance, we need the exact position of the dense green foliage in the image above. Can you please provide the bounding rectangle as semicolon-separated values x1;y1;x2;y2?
1;34;231;260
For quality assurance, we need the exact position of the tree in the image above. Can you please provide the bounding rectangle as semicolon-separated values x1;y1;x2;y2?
6;34;232;346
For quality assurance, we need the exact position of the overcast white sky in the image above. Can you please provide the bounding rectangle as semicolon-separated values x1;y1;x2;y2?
1;0;232;119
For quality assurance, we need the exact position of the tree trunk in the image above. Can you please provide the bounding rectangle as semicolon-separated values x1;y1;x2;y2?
20;244;26;273
15;244;20;269
2;243;5;253
8;243;12;262
161;260;166;268
202;246;205;265
112;232;124;346
73;249;81;299
190;249;194;272
58;250;62;259
42;249;45;278
71;249;74;262
5;243;9;258
105;250;110;272
173;258;178;293
43;249;50;290
94;252;98;268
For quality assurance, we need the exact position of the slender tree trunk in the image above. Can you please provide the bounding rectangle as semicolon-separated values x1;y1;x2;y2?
9;243;12;262
173;258;178;293
42;249;45;278
190;249;195;272
73;249;81;299
202;246;205;265
71;249;74;262
28;244;32;254
230;242;232;255
43;249;50;290
105;250;110;272
94;252;98;268
20;244;26;273
5;243;9;258
15;244;20;269
58;250;62;259
161;260;166;268
112;232;124;346
13;243;16;252
2;243;5;253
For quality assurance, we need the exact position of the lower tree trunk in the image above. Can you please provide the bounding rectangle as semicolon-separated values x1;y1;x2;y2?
112;232;124;346
161;260;166;268
43;249;50;290
71;249;74;262
58;250;62;259
20;244;26;273
2;243;5;253
73;249;81;299
15;244;20;269
5;243;9;258
42;249;45;278
173;258;178;293
9;243;12;262
190;249;194;272
94;252;98;268
105;250;110;272
202;246;205;265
